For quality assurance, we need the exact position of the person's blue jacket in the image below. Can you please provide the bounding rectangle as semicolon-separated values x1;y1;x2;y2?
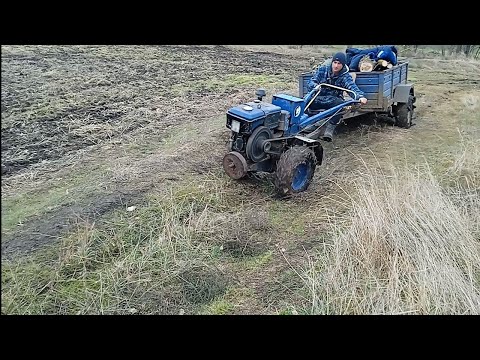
307;60;365;100
346;45;398;71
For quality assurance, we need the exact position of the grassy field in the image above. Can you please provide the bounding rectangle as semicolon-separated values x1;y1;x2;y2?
2;45;479;314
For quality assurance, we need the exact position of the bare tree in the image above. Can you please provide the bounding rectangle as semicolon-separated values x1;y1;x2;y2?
464;45;472;57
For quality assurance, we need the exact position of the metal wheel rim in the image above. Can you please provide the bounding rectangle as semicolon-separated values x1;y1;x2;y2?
223;151;247;179
292;163;310;191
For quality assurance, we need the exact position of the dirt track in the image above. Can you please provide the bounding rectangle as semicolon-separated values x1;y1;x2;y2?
1;45;313;258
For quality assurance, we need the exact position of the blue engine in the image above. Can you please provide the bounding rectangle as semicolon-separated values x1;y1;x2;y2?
226;94;307;134
226;100;283;134
226;97;287;158
225;88;322;157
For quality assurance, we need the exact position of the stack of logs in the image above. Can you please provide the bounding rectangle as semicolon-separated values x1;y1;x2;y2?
359;55;393;72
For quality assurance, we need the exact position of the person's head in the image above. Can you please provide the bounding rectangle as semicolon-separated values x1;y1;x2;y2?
331;52;346;74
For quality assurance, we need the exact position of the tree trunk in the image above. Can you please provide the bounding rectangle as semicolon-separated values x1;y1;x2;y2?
464;45;472;57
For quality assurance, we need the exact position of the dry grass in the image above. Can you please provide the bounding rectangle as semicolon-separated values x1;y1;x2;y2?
1;172;278;314
301;146;480;314
448;133;480;186
1;175;232;314
445;134;480;239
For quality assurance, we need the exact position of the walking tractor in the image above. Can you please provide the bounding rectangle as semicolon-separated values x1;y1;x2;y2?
222;61;415;196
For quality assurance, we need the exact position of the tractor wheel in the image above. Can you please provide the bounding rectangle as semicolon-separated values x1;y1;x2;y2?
394;95;415;128
274;146;316;196
223;151;248;180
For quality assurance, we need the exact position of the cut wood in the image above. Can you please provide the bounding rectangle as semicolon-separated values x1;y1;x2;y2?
373;59;393;71
359;55;375;72
378;59;388;67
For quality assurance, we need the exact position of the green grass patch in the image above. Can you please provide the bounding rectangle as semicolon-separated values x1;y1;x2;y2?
200;298;235;315
1;259;57;314
161;115;225;150
268;202;306;236
2;187;71;233
1;168;107;234
199;286;256;314
239;250;273;270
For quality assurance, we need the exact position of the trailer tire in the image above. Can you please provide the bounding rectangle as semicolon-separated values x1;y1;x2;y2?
394;95;415;129
274;146;316;196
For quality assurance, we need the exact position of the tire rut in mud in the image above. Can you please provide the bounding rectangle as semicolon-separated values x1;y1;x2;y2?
1;188;151;260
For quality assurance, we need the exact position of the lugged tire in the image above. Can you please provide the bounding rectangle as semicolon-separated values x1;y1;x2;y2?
274;146;316;196
394;95;415;128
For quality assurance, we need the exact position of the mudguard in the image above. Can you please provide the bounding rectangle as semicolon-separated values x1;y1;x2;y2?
393;83;414;103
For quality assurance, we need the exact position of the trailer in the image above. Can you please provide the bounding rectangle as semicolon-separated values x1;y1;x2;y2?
298;61;416;127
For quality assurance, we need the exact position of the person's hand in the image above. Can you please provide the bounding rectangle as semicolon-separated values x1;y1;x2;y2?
359;97;368;104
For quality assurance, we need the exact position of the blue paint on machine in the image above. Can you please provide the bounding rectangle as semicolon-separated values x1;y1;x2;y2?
227;102;281;121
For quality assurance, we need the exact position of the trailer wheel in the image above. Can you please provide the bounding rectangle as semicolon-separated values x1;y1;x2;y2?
394;95;415;128
274;146;316;196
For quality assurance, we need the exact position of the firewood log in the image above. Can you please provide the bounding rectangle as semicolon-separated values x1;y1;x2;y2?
378;59;388;67
359;56;375;72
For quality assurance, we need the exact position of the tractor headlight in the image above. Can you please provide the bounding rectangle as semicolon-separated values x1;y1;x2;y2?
231;120;240;133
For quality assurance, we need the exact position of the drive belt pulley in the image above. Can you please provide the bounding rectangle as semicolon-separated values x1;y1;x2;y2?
246;126;273;162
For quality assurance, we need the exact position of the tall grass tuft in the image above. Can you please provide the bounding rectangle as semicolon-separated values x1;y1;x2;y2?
303;152;480;314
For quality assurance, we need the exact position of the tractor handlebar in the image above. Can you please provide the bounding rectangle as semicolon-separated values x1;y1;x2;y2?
304;83;362;112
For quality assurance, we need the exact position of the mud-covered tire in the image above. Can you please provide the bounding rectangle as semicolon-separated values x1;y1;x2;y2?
274;146;316;196
394;95;415;128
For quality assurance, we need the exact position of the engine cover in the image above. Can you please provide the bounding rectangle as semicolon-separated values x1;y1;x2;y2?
227;101;281;121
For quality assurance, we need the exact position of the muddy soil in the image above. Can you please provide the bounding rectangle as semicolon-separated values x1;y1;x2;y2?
1;45;315;258
1;45;307;175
